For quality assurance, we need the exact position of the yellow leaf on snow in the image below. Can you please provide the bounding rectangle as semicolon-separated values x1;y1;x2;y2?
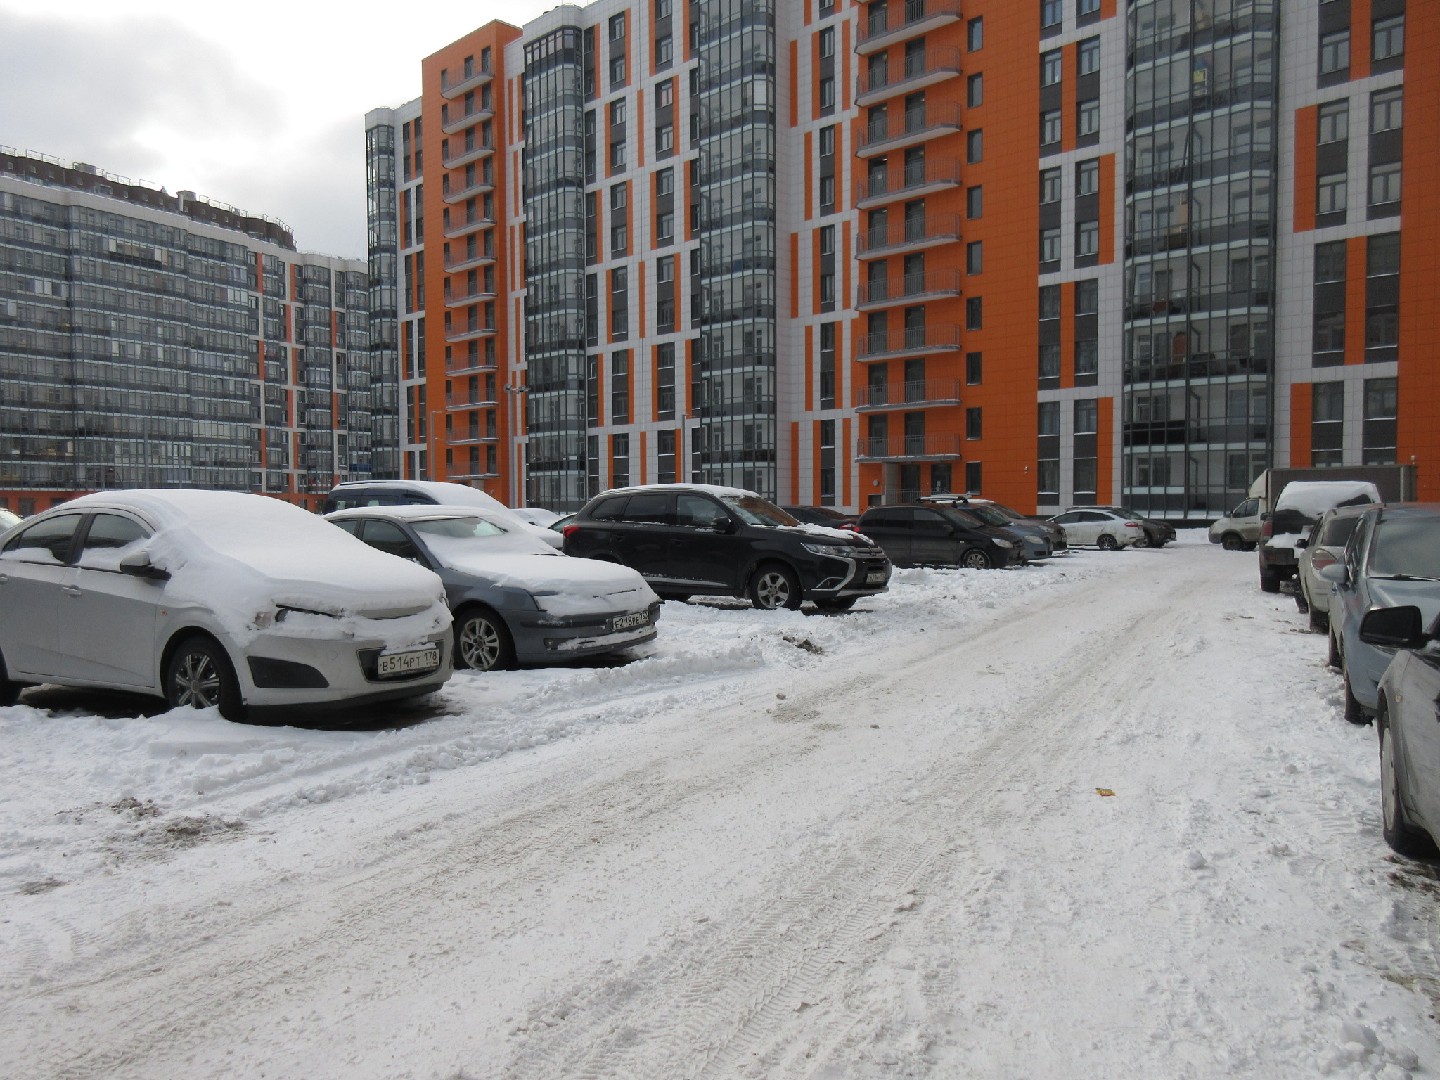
1095;788;1116;797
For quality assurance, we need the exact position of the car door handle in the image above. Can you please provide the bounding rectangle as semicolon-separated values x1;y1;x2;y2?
63;584;82;598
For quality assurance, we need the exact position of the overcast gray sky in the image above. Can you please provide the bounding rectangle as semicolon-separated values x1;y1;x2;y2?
0;1;561;259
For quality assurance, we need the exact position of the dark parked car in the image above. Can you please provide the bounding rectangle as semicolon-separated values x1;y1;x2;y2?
921;495;1066;556
1360;604;1440;857
856;505;1025;569
1066;505;1176;548
562;484;891;611
782;506;858;531
1321;504;1440;723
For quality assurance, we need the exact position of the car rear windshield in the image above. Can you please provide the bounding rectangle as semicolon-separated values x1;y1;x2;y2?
721;495;799;527
1370;517;1440;580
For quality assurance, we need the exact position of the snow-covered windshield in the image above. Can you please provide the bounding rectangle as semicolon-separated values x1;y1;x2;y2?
720;495;799;528
411;517;509;541
1370;516;1440;580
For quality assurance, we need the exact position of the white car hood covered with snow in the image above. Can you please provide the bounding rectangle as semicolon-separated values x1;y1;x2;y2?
67;490;450;645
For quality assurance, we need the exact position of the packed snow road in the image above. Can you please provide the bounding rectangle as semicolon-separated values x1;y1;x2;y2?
3;534;1439;1079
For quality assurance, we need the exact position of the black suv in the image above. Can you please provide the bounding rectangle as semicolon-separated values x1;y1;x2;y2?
857;504;1026;569
562;485;891;611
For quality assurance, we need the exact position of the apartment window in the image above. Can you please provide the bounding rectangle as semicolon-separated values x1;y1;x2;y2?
1318;101;1348;144
966;408;983;440
1319;31;1350;75
1313;311;1346;360
609;13;626;40
1311;382;1345;466
1074;398;1098;434
820;270;836;310
967;241;983;274
610;267;628;339
966;185;983;219
967;17;983;51
656;0;672;19
1369;162;1401;209
612;221;629;256
657;210;674;242
611;351;630;423
819;175;836;213
819;224;835;256
1316;240;1347;283
820;26;835;57
1075;278;1098;314
966;351;983;385
1040;284;1061;319
819;124;835;157
611;434;630;488
657;166;674;196
657;81;674;109
1363;378;1398;465
1041;0;1063;31
1041;227;1061;264
1076;158;1098;196
1371;88;1403;133
1041;50;1063;86
611;54;627;88
1317;173;1346;217
1077;220;1099;259
1078;0;1099;14
1040;168;1062;204
656;34;673;67
610;139;627;170
657;254;675;284
1077;99;1100;138
1078;38;1100;76
1040;342;1061;380
1373;15;1404;62
965;129;984;163
967;73;983;108
657;125;674;153
820;77;835;113
656;341;676;420
1038;400;1060;435
1041;110;1062;146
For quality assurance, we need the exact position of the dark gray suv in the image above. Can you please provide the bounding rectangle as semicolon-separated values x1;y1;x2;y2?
562;485;891;611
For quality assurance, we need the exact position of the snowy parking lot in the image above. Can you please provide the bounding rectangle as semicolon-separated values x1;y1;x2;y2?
3;531;1439;1079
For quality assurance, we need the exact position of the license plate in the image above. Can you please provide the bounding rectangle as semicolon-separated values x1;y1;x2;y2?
610;611;650;632
377;645;440;678
865;570;887;585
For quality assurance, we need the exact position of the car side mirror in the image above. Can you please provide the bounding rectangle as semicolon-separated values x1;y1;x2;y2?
1359;606;1430;650
118;549;170;581
1295;537;1308;549
711;517;737;534
1316;561;1348;586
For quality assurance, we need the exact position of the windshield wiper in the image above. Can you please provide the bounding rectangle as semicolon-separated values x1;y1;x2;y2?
1370;573;1440;582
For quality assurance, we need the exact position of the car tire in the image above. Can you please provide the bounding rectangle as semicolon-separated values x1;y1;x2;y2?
454;606;516;671
0;650;21;707
1097;534;1119;551
1131;534;1150;549
658;593;692;603
749;563;802;610
1259;569;1280;593
1243;541;1258;552
1379;711;1437;858
1327;629;1341;669
814;597;857;612
1342;670;1370;725
165;635;246;722
1221;533;1244;551
1308;606;1328;633
1295;589;1309;614
960;548;994;569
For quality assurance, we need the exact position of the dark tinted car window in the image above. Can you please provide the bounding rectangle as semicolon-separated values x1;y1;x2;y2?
588;496;630;521
359;520;425;562
861;509;912;528
623;493;671;523
676;493;728;527
914;509;952;533
80;514;149;551
1318;515;1361;547
719;495;798;527
2;514;82;562
964;504;1011;527
942;508;986;529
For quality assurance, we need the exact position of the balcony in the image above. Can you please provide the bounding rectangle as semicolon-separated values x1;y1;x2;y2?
441;105;495;135
444;249;496;273
444;287;498;308
855;433;963;461
857;0;963;55
444;215;496;240
855;46;964;107
857;102;963;158
857;324;962;361
441;63;494;99
855;379;964;411
444;358;498;378
442;139;496;170
857;269;962;310
858;212;962;258
857;159;963;209
442;177;495;204
445;323;497;344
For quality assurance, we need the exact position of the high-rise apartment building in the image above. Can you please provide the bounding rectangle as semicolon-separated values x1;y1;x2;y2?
368;0;1437;515
0;151;378;514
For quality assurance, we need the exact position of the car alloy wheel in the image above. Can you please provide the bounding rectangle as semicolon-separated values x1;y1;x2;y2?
1097;533;1119;551
165;636;245;722
960;548;993;570
750;564;802;610
456;608;516;671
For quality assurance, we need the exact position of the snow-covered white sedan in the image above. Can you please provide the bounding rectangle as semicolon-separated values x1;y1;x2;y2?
0;490;453;721
327;505;661;672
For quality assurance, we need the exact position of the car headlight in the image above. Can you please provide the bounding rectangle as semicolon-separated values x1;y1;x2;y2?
253;604;340;630
993;539;1014;549
802;542;856;559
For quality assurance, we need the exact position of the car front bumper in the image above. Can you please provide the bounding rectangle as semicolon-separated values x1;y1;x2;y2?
510;601;662;662
238;626;453;708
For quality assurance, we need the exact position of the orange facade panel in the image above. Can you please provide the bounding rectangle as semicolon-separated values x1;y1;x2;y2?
1344;238;1367;366
1292;105;1318;233
1290;382;1314;466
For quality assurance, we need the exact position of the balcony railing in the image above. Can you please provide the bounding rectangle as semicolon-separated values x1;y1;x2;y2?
444;287;498;308
443;249;497;273
442;177;496;204
856;46;963;106
857;269;962;308
858;159;963;208
445;323;497;343
857;324;962;360
858;212;962;257
857;102;963;157
441;105;495;135
857;0;964;53
442;139;496;170
441;62;494;98
444;216;496;239
855;433;963;460
855;379;964;410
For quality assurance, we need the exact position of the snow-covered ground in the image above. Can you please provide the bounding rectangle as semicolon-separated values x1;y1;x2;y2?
3;531;1439;1079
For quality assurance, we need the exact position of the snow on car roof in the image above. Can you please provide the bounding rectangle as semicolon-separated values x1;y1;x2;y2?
1274;481;1380;517
333;479;513;514
599;482;761;500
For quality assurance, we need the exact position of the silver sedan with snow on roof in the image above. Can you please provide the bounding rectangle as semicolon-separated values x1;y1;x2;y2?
0;490;453;721
327;505;661;672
